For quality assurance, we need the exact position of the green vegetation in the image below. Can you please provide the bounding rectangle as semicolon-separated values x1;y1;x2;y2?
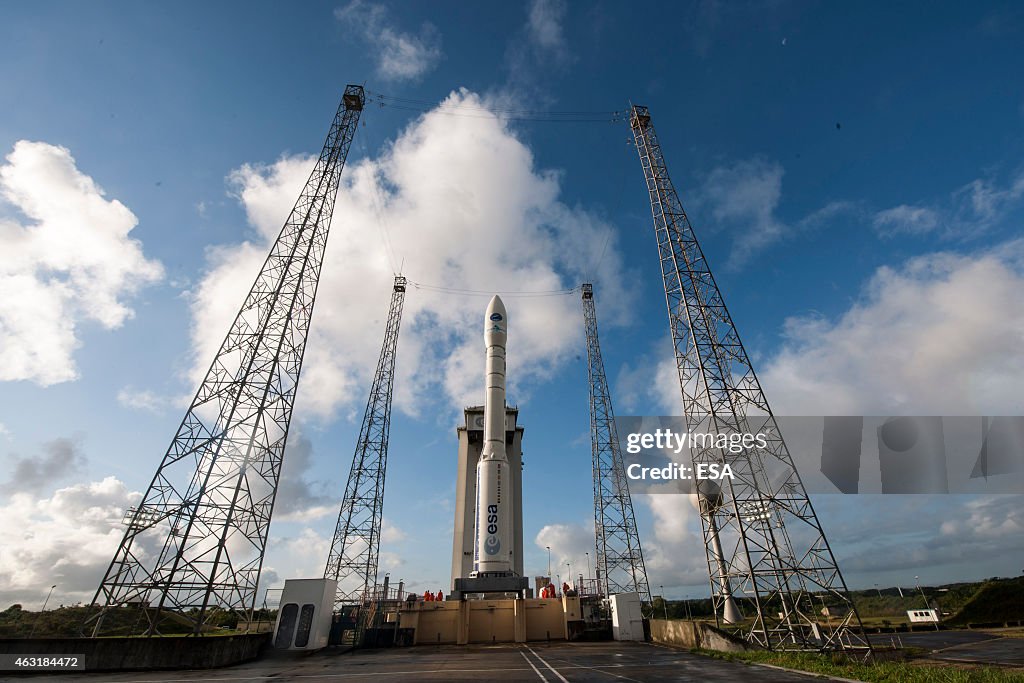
658;576;1024;628
0;604;277;638
948;577;1024;627
698;648;1024;682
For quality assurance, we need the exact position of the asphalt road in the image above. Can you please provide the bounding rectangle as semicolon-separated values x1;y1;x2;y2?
892;630;1024;666
6;642;821;683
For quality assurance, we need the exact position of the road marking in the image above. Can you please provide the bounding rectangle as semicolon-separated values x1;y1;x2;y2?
519;649;550;681
931;636;1001;653
541;654;645;682
523;645;571;683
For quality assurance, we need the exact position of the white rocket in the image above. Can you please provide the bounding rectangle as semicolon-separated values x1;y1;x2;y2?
474;295;514;575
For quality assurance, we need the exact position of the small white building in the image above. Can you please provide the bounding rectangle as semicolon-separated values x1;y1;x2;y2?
906;608;939;624
272;578;337;650
610;592;645;641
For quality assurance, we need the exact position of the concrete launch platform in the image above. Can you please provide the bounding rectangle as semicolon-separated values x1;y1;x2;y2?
23;641;821;682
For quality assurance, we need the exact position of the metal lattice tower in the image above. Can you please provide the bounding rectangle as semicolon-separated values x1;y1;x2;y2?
629;105;869;652
582;284;652;605
87;86;365;637
324;276;406;609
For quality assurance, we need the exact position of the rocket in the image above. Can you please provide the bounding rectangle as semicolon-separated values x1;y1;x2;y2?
474;295;514;575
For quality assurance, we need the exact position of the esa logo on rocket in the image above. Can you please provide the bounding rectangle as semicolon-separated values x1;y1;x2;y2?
484;504;501;555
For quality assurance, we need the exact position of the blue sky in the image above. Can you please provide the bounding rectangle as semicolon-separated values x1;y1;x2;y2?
1;1;1023;608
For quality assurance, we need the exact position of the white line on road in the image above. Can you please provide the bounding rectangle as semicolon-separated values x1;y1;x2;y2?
523;645;571;683
520;649;550;681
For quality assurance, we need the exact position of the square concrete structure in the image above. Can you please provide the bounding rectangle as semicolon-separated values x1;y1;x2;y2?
272;578;336;650
610;592;644;641
451;406;524;591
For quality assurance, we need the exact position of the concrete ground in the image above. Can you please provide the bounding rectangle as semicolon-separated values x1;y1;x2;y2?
8;642;822;682
888;629;1024;666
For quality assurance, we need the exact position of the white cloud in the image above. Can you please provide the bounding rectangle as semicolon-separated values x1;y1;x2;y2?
334;1;442;82
0;141;163;386
527;0;569;59
761;240;1024;415
872;169;1024;239
825;494;1024;578
635;494;706;590
695;159;855;268
380;519;407;544
0;476;140;606
190;89;631;421
116;386;171;414
956;173;1024;224
614;351;684;416
267;528;332;584
698;158;786;268
534;521;592;584
873;204;941;236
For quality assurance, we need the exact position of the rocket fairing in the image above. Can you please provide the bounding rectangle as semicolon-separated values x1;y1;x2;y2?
474;295;514;575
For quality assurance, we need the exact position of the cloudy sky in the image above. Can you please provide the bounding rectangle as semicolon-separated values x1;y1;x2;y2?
1;1;1023;609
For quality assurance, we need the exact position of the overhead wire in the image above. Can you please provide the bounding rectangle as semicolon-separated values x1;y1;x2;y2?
410;281;581;298
355;113;401;275
365;90;627;124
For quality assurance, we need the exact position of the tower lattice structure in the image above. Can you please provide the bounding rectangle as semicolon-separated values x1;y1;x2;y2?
87;86;365;637
629;105;869;651
324;276;406;609
582;284;652;605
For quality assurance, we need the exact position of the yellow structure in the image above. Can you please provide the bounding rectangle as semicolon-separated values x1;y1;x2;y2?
398;597;581;645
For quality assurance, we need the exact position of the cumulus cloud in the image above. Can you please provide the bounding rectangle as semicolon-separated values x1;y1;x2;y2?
821;494;1024;578
1;438;85;495
614;240;1024;590
266;527;332;585
0;476;140;606
0;141;163;386
761;240;1024;415
635;494;706;590
534;521;592;583
334;0;442;82
190;89;631;421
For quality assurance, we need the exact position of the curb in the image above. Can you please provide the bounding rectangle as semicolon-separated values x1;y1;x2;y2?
748;661;866;682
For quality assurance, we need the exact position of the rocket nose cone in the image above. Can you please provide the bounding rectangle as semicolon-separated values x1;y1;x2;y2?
485;295;508;339
487;295;507;319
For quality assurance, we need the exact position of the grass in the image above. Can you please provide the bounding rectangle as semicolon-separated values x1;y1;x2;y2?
697;648;1024;682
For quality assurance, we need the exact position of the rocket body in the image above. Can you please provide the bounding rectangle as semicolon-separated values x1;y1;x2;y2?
474;295;514;575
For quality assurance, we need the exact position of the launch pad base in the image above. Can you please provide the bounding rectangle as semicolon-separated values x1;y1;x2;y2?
451;575;529;600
